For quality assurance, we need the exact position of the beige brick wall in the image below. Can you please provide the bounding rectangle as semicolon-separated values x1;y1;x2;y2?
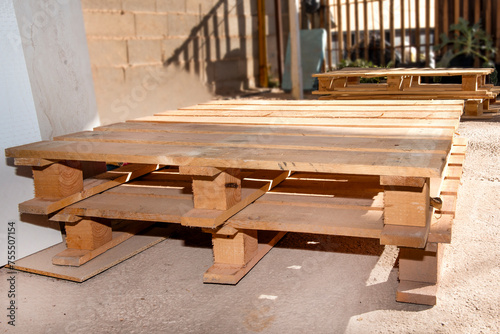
82;0;259;123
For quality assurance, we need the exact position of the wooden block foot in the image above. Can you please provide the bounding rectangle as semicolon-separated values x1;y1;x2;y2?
396;280;438;305
396;243;444;305
53;221;153;266
204;231;286;284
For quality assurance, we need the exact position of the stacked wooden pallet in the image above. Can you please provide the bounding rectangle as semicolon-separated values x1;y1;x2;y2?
5;99;467;305
313;67;499;117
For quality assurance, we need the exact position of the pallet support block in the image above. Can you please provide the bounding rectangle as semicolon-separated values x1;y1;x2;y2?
397;242;444;305
464;100;483;116
33;161;83;199
204;230;286;284
382;176;430;227
64;218;112;251
462;74;478;91
53;220;154;266
387;76;403;90
191;168;241;210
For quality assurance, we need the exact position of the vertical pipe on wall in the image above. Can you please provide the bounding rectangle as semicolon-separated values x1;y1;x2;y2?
326;0;333;69
416;0;421;63
258;0;268;87
354;0;360;59
390;0;395;65
401;0;406;63
274;0;284;83
379;0;385;66
346;0;351;58
425;0;430;66
363;0;369;60
434;0;439;50
289;0;304;99
337;0;344;62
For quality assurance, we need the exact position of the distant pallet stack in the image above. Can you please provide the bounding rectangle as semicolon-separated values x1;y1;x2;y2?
6;99;467;305
313;67;499;117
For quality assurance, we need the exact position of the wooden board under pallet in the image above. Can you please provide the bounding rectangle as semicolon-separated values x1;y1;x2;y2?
7;224;174;282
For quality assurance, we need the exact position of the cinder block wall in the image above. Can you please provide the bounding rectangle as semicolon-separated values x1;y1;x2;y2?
81;0;259;123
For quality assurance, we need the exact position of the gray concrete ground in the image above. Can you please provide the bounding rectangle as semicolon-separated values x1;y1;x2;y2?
1;101;499;334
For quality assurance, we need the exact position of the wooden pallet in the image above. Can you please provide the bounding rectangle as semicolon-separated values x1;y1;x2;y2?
313;67;498;117
5;99;466;305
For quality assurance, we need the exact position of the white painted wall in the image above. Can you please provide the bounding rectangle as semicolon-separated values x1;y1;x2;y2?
0;0;99;265
13;0;100;140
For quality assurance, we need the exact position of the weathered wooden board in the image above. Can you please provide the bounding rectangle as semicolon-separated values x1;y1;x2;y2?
7;224;174;282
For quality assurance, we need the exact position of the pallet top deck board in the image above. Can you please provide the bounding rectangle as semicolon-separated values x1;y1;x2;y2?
54;130;453;155
178;104;461;112
5;100;461;177
95;122;455;139
313;67;494;78
131;116;460;129
199;99;464;106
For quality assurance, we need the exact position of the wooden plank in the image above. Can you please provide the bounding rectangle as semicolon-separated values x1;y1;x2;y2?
131;116;460;129
5;140;451;177
454;0;459;27
179;103;461;112
198;99;465;106
14;157;55;167
379;221;429;248
313;67;494;77
19;163;161;215
95;120;457;140
53;221;155;266
228;201;383;238
463;0;469;22
8;224;172;282
474;0;480;27
156;110;461;118
54;130;455;156
486;0;491;35
380;176;425;187
181;171;290;228
59;189;193;224
204;231;286;284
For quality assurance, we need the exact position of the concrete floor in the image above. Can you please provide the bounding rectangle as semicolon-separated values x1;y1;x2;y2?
1;115;499;334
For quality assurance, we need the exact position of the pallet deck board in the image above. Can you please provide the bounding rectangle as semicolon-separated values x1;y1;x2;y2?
54;129;454;155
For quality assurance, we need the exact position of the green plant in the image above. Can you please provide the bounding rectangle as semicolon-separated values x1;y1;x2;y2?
435;18;497;68
335;58;387;83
